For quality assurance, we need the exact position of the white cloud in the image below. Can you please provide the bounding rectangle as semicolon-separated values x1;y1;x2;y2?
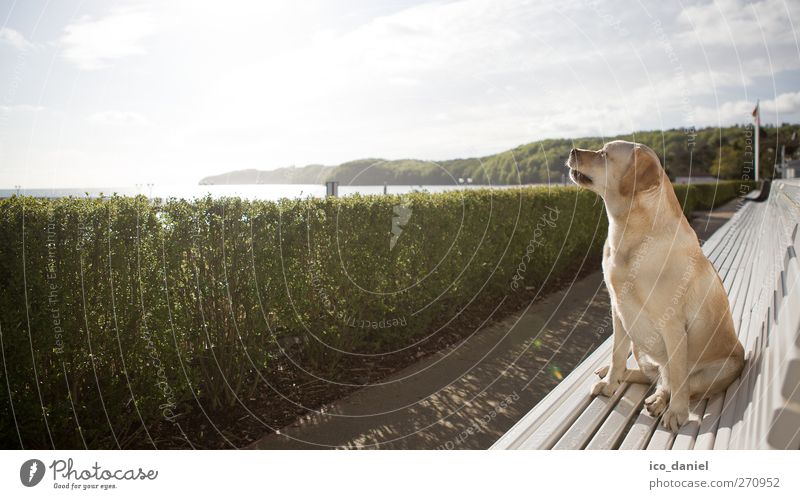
61;8;156;70
694;91;800;124
0;104;45;113
678;0;798;45
88;110;150;126
770;91;800;114
0;27;34;51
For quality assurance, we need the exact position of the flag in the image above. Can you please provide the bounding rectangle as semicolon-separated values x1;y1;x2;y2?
752;100;760;126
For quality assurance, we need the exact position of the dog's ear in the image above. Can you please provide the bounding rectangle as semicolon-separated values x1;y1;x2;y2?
620;145;662;197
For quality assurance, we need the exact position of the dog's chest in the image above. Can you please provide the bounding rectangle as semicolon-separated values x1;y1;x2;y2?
603;242;669;358
603;242;659;301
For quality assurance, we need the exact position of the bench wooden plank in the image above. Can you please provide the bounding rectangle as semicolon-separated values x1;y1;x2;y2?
585;383;651;450
618;410;659;450
693;392;725;449
730;323;767;449
719;203;764;323
712;208;757;287
733;202;772;322
743;317;773;448
552;386;627;450
672;399;708;449
703;197;756;261
766;404;800;449
647;424;675;450
719;204;765;342
719;204;763;298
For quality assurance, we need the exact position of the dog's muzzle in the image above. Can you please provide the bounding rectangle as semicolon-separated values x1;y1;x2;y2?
567;148;593;185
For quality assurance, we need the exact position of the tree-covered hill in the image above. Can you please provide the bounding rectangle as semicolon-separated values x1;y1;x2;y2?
199;124;800;185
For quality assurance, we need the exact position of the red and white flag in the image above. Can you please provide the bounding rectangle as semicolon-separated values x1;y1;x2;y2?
752;100;760;126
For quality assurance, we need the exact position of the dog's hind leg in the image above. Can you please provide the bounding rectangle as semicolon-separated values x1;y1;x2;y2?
688;356;744;400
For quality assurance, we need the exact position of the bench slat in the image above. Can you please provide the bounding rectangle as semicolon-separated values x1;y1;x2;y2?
585;383;651;450
618;410;659;450
766;403;800;449
646;424;675;450
552;387;627;450
693;392;725;449
672;399;708;449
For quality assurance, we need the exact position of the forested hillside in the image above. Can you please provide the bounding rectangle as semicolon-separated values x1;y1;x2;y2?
200;124;800;185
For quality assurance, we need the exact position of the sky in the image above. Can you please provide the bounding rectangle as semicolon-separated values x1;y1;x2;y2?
0;0;799;187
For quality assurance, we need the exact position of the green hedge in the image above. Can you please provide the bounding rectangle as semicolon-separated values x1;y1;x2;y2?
0;180;754;448
674;179;757;214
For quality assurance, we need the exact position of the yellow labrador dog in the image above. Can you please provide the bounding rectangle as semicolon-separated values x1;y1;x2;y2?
567;140;744;432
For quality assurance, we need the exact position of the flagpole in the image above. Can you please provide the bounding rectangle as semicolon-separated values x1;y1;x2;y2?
754;100;760;182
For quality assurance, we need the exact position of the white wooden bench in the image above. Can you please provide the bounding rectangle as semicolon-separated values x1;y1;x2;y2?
492;180;800;450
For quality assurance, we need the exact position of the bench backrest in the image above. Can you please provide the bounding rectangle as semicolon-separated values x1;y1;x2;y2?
740;182;800;449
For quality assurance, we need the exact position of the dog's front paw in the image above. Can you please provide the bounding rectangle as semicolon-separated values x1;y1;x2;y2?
594;365;609;378
645;391;668;418
591;378;620;397
661;405;689;433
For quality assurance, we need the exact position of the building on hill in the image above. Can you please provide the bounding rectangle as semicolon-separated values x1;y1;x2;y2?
777;159;800;179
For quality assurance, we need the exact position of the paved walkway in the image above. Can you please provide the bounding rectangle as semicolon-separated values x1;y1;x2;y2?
691;197;742;244
250;198;742;449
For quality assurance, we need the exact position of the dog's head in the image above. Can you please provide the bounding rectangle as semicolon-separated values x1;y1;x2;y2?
566;140;663;199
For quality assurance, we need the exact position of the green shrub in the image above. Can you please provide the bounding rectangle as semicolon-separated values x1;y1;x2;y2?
0;180;753;448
